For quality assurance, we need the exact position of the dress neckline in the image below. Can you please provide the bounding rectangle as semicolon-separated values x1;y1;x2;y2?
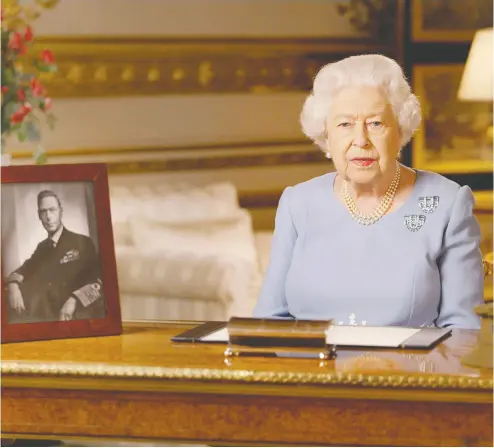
328;168;424;223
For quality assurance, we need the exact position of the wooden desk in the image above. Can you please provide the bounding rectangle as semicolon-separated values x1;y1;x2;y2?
2;321;493;446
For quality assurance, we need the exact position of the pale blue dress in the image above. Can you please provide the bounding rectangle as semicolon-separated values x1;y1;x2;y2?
253;170;484;329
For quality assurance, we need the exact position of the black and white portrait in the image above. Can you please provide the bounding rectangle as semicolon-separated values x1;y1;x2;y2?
2;181;106;324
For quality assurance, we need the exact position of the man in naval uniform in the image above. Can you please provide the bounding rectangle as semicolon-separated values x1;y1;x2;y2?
5;190;105;323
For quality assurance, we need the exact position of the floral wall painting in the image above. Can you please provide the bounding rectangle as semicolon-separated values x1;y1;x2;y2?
412;64;493;174
412;0;493;42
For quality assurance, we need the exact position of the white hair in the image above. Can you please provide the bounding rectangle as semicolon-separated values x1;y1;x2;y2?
300;54;422;156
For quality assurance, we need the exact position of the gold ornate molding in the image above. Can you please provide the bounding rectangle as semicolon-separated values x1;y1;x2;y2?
104;150;326;174
484;253;493;279
10;139;328;173
11;150;326;174
9;138;309;158
2;360;492;391
32;38;394;98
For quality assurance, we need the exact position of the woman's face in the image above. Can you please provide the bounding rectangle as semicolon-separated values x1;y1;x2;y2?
325;86;402;186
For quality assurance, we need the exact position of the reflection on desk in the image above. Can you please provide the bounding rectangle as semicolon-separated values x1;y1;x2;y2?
338;331;482;374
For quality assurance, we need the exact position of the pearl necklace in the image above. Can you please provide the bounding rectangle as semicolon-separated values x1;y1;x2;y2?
341;162;401;226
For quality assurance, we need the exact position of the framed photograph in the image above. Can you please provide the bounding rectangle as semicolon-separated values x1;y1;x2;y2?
412;64;493;174
473;190;493;255
412;0;493;42
473;191;493;301
1;163;122;343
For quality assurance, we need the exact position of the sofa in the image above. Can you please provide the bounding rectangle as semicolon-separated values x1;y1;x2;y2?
109;180;273;322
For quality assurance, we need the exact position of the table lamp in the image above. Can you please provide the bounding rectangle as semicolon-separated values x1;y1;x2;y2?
458;27;493;145
457;28;493;370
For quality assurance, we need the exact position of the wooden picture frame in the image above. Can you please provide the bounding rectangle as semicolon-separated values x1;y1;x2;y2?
473;190;493;255
411;0;493;42
1;163;122;343
412;64;493;174
473;190;493;301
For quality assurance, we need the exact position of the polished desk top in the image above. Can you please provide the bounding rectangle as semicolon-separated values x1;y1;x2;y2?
2;321;492;402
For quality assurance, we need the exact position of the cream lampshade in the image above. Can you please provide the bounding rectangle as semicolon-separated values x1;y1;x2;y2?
458;28;493;101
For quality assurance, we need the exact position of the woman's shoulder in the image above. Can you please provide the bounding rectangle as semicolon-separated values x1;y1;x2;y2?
416;169;459;191
278;172;336;223
416;169;475;214
289;171;336;196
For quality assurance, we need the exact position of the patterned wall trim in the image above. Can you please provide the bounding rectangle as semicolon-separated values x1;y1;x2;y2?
33;38;394;98
9;138;310;158
103;150;327;174
10;139;329;173
11;143;327;173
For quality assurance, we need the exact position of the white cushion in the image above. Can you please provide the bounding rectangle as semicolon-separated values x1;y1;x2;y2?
111;182;262;318
116;246;257;317
120;293;229;321
110;182;240;246
130;209;258;264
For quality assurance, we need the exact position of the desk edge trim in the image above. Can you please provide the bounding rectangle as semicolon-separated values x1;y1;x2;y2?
1;361;492;392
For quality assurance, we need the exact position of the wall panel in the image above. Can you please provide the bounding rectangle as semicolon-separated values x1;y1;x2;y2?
32;0;365;38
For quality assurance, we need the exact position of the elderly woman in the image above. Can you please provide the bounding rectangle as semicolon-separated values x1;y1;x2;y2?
253;54;483;329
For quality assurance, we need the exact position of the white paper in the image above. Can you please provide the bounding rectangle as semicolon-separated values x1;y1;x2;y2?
324;326;420;347
201;327;229;342
200;326;421;348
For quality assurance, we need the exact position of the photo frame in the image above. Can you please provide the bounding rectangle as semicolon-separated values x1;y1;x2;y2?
412;64;493;174
1;163;122;343
473;190;493;301
473;190;493;256
411;0;493;42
